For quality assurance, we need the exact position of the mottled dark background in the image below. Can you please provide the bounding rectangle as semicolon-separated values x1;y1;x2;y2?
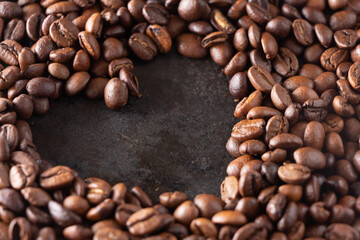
30;49;237;200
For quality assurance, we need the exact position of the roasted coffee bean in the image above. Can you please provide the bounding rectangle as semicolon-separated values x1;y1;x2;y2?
48;200;82;227
233;222;267;240
49;47;76;63
4;19;25;42
65;72;90;96
273;47;299;77
46;1;80;15
104;78;128;110
271;83;292;111
0;40;22;66
314;23;333;48
75;34;98;63
209;41;233;66
304;43;324;64
246;2;271;24
261;32;278;60
129;32;157;61
330;10;357;31
0;66;20;90
210;9;235;34
292;19;314;46
266;16;292;39
320;47;348;71
85;13;103;38
49;18;79;48
126;208;174;236
177;0;210;22
26;77;56;98
248;65;275;93
146;24;172;54
40;165;76;190
294;147;326;169
248;23;261;49
224;51;247;76
278;163;311;184
325;223;360;240
334;29;357;49
249;49;272;73
233;28;248;52
303;99;328;122
143;3;169;25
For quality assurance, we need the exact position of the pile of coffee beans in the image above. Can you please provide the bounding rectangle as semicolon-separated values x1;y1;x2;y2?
0;0;359;238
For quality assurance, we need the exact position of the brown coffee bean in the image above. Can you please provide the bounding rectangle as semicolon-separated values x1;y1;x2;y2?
210;9;235;34
73;49;91;72
48;63;70;80
26;77;56;98
224;51;247;76
78;31;100;60
159;191;187;209
46;1;80;15
271;83;292;111
0;66;20;90
235;90;263;119
63;225;93;240
177;0;210;22
233;28;248;52
146;24;172;54
93;227;128;240
8;217;32;240
108;58;133;78
104;78;128;110
40;165;76;190
174;201;199;226
188;21;213;36
212;210;247;226
334;29;357;49
126;208;174;236
87;198;115;221
320;47;348;71
248;23;261;49
0;40;22;66
261;32;278;60
21;187;51;207
85;13;103;38
143;3;169;25
278;163;311;184
209;41;233;66
229;72;249;100
330;10;357;31
314;23;333;48
86;77;109;99
273;47;299;77
220;176;239;208
0;188;25;213
65;72;90;96
49;47;76;63
246;2;271;24
231;119;265;142
294;147;326;169
48;200;82;227
233;222;267;240
266;16;292;39
325;223;360;240
249;49;272;73
4;19;25;42
49;18;79;47
248;65;275;93
85;177;112;205
129;32;157;61
269;133;303;150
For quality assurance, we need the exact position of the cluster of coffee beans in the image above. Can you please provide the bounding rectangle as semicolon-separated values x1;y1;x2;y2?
0;0;360;238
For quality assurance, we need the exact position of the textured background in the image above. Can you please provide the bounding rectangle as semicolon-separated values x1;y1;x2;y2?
30;49;237;200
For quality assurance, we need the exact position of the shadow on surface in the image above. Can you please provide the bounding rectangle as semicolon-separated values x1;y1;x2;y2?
30;50;237;200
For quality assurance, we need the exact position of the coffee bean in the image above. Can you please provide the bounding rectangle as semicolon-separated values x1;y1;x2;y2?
48;200;82;227
248;65;275;93
46;1;80;15
325;223;360;239
85;13;103;38
330;10;357;31
49;47;76;63
21;187;51;207
266;16;292;39
273;47;299;77
49;18;79;48
65;72;91;96
143;3;169;25
4;19;25;42
177;0;210;22
210;9;235;34
320;47;348;71
26;77;56;98
233;222;267;240
233;28;248;51
146;24;172;54
126;208;174;236
78;31;100;60
40;165;76;190
249;49;272;73
104;78;129;110
278;163;311;184
246;2;271;24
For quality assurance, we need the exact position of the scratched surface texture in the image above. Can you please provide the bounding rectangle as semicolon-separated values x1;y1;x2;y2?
31;49;237;200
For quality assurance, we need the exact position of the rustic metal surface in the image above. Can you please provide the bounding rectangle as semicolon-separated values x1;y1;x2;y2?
31;50;237;200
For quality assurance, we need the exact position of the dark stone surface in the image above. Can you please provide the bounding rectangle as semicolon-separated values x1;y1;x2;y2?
30;50;237;200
